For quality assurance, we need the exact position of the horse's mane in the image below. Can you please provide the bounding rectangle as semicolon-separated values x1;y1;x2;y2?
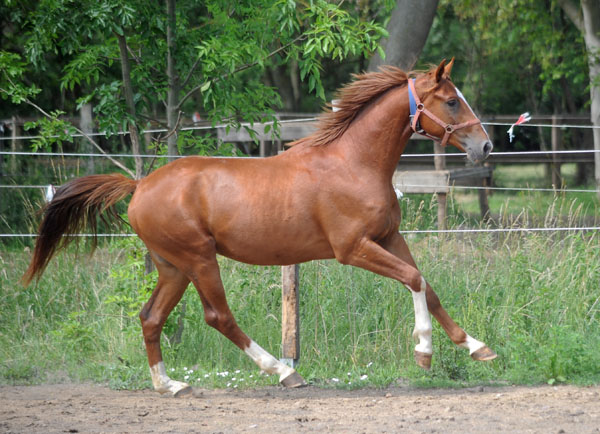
290;66;410;147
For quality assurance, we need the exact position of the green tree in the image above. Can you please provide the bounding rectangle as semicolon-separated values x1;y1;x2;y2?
557;0;600;196
368;0;440;71
423;0;588;114
1;0;387;178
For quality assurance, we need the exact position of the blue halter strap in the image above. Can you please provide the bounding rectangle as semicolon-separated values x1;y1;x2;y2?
408;78;417;118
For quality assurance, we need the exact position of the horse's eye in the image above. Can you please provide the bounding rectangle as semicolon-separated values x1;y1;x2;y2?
447;99;459;108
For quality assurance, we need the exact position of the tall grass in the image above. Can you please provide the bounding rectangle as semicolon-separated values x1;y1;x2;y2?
1;197;599;389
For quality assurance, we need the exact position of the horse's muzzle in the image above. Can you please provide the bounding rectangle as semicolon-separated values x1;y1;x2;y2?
467;139;493;163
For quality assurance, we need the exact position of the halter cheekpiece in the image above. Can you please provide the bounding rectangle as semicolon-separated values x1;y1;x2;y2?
407;78;481;147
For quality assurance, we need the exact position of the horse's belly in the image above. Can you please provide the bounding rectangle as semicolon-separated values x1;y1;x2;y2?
213;226;335;266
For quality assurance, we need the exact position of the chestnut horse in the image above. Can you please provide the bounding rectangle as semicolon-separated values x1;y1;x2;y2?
23;60;496;396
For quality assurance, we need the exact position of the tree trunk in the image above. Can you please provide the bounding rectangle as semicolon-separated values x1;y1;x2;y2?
368;0;439;72
117;33;144;179
166;0;179;161
79;103;95;174
580;0;600;198
559;0;600;197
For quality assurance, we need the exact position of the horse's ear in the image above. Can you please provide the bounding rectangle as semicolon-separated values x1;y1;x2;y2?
435;59;447;83
444;57;455;78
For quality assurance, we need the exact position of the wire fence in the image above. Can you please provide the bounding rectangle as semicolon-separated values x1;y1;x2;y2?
1;116;600;142
1;148;600;160
3;226;600;238
1;119;599;238
2;181;599;194
2;149;599;194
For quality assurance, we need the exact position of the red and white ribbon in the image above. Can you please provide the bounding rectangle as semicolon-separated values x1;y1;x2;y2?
507;112;532;142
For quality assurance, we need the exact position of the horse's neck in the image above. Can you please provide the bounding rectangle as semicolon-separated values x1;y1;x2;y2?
338;85;413;179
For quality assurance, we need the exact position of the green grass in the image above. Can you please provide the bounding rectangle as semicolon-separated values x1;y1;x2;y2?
454;164;600;222
1;227;599;390
1;162;599;389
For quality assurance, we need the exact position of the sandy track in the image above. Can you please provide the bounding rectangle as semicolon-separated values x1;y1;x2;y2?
1;383;599;433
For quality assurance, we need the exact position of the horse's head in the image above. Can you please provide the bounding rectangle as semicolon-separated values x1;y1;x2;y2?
410;59;493;163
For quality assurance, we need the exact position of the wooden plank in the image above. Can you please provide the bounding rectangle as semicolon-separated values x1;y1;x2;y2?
216;121;433;143
281;264;300;365
448;166;493;182
398;153;595;165
393;168;494;191
393;170;450;193
217;122;317;142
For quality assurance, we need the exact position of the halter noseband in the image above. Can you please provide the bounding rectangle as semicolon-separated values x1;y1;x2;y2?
408;78;481;147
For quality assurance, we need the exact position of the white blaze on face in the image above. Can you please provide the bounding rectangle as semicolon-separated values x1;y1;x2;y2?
454;85;491;141
409;277;433;355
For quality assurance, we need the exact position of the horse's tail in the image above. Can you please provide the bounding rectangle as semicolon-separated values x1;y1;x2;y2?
22;174;138;286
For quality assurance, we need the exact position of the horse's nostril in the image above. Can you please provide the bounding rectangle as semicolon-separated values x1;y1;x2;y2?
483;141;493;155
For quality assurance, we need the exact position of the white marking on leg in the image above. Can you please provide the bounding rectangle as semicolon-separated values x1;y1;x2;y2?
458;334;486;355
244;340;295;382
409;277;433;355
149;361;190;395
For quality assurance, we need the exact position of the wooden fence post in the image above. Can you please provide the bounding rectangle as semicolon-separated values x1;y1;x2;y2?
551;115;562;189
478;171;491;222
433;141;446;230
478;125;493;222
281;264;300;367
10;117;20;175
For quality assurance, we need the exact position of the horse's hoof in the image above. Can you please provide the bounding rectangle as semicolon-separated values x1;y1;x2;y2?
280;371;307;388
173;385;192;397
414;351;432;370
471;345;497;362
160;380;192;398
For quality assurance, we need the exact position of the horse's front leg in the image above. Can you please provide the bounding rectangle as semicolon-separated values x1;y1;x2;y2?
336;232;496;369
381;232;497;364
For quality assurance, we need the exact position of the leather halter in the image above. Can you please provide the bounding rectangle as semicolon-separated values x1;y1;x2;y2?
408;78;481;147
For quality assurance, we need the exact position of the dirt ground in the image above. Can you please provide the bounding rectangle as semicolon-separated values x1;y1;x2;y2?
1;383;599;433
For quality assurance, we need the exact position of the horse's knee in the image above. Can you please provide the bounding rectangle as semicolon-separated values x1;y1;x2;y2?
140;313;164;343
204;309;236;334
204;309;218;328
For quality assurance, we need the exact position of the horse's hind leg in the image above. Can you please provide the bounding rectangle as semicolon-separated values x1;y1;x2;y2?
381;233;497;367
188;253;305;388
139;252;192;396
